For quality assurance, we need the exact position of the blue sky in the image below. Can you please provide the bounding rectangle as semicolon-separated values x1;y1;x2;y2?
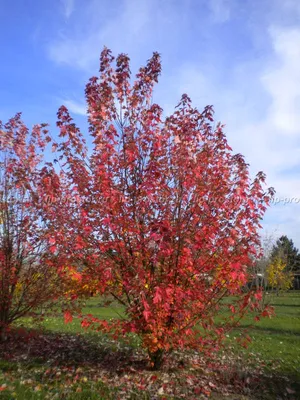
1;0;300;248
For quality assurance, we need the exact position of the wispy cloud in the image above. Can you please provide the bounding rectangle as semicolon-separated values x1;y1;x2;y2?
60;0;74;19
48;0;222;72
262;26;300;136
48;0;155;71
62;99;87;116
155;6;300;244
208;0;231;23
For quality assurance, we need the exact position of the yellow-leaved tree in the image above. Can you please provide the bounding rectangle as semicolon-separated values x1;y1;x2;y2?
266;255;293;295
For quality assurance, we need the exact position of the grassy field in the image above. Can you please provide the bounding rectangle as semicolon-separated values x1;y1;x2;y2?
232;292;300;377
0;292;299;399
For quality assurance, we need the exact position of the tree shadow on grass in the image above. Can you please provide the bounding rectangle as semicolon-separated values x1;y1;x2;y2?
0;328;148;373
219;367;300;400
235;324;300;337
270;303;300;308
1;328;299;400
257;374;300;400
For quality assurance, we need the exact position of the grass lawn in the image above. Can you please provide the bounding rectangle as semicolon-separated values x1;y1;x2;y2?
233;292;300;377
0;292;299;399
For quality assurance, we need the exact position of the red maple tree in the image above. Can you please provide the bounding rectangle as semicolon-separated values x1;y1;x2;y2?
50;48;274;368
0;114;63;340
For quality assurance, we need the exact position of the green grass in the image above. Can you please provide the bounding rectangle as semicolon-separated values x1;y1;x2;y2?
17;297;126;334
230;292;300;378
0;361;119;400
2;292;300;399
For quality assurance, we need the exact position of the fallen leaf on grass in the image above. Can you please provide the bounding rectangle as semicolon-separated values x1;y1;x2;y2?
286;387;296;394
158;386;164;394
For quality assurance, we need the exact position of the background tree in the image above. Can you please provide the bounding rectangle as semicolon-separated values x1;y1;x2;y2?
0;114;63;340
266;254;293;295
271;235;300;273
249;232;277;308
49;48;274;369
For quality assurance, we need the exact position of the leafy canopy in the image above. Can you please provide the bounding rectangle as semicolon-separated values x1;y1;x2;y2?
45;48;274;368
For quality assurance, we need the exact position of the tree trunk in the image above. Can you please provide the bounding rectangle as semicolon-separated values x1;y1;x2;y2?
0;326;7;342
149;349;164;370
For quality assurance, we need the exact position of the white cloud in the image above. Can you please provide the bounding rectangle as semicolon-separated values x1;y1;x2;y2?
262;27;300;136
62;99;87;116
231;26;300;245
159;22;300;245
49;0;154;71
48;0;197;72
169;25;300;178
233;26;300;245
60;0;74;19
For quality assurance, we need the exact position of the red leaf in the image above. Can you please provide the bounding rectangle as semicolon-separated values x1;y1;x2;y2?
49;245;57;253
143;310;151;322
49;237;56;245
153;287;163;304
64;311;73;324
